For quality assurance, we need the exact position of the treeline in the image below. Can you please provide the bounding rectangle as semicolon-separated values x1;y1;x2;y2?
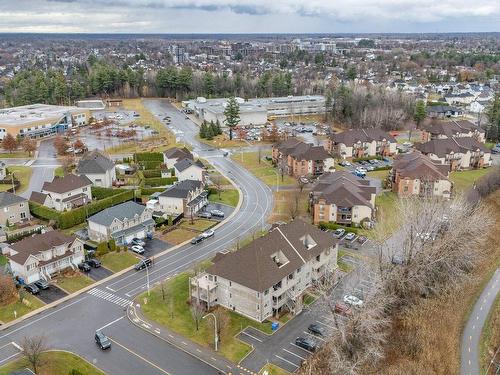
327;83;416;131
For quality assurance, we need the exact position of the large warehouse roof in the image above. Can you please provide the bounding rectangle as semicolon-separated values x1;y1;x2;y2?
0;104;83;127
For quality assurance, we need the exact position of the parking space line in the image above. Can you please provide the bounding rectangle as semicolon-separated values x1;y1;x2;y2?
290;342;314;353
241;331;263;342
274;355;299;368
109;338;171;374
303;331;325;342
283;348;306;360
0;352;22;365
316;320;337;329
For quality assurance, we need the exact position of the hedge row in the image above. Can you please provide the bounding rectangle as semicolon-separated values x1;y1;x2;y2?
29;189;134;229
352;156;383;162
91;186;131;200
318;222;360;234
6;226;44;243
134;152;163;162
140;187;165;196
142;170;162;178
144;177;177;187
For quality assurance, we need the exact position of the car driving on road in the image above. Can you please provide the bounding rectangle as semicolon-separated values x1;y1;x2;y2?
343;294;364;307
191;235;204;244
134;258;152;271
295;337;317;352
95;330;111;350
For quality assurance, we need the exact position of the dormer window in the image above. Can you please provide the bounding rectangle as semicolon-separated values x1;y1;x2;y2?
300;234;317;250
271;250;289;268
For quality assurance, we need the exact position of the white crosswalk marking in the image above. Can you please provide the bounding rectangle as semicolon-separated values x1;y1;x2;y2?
87;288;132;307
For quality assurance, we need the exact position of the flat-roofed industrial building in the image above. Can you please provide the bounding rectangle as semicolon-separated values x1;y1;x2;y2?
0;104;90;139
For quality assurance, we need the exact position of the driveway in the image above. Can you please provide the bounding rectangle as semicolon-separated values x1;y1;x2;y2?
202;202;235;221
87;266;114;281
461;268;500;375
36;284;68;304
142;238;172;257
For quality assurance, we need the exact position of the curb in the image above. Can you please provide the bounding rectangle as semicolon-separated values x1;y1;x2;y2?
44;349;108;374
0;162;243;332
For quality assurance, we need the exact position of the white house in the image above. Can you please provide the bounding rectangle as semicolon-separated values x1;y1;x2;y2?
76;150;116;188
30;174;93;212
2;231;85;284
87;201;154;245
174;159;205;183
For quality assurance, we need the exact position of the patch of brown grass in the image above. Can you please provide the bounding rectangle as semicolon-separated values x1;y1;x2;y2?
377;190;500;375
268;189;309;223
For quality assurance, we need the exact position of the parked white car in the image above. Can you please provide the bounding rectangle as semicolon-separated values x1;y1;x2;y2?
202;229;215;238
130;245;145;255
343;295;363;307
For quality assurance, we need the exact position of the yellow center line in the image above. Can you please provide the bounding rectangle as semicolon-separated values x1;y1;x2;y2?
109;338;171;375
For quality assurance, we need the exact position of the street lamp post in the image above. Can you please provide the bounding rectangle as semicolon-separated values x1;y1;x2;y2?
202;313;218;351
145;260;151;296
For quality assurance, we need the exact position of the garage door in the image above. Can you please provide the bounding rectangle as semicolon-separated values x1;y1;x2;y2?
124;230;146;243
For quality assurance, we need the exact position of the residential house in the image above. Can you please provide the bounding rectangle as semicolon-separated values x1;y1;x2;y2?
426;105;463;118
327;128;397;159
272;139;334;177
30;174;93;212
2;231;84;284
76;149;116;188
309;172;376;225
156;180;208;217
416;137;492;171
444;92;475;106
163;147;193;169
421;120;486;143
469;100;491;114
390;152;452;198
0;192;31;226
87;201;154;245
190;219;338;322
174;159;205;183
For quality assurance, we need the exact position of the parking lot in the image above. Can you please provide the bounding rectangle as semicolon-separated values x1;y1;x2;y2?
129;237;172;258
35;283;68;304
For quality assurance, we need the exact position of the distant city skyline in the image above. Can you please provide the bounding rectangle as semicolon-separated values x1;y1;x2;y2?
0;0;499;34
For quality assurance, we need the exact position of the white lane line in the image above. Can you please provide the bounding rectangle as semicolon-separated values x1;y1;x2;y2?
275;355;299;368
106;286;116;292
0;343;12;351
11;342;22;351
316;320;337;330
241;331;263;342
283;348;306;360
290;343;314;353
97;316;125;331
0;352;22;365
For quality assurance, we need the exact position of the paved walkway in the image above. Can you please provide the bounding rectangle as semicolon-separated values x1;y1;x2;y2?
128;303;258;375
461;268;500;375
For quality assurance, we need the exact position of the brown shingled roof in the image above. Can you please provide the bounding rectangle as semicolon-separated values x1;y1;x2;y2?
330;128;396;145
42;174;92;194
393;152;449;180
206;219;337;292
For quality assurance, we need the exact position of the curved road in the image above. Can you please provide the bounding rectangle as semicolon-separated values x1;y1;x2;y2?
461;268;500;375
0;99;274;375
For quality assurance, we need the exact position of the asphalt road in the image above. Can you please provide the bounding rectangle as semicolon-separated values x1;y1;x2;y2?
0;99;274;375
461;268;500;375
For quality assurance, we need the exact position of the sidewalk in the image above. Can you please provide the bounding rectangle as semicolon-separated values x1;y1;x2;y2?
128;303;259;375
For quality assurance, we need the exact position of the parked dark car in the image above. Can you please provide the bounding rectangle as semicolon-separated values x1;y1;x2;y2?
191;235;204;244
87;258;102;268
95;330;111;350
78;262;91;272
308;323;326;337
34;279;50;290
134;258;153;271
24;283;40;295
295;337;317;352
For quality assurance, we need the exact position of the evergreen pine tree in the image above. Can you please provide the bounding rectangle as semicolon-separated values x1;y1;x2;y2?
199;121;207;138
206;125;214;140
215;119;222;135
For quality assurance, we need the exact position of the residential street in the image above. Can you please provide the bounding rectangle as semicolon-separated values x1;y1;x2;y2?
0;99;274;375
461;268;500;375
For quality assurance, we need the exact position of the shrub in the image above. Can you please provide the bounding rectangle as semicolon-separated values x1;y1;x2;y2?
6;226;44;243
143;170;161;178
140;160;163;170
140;187;165;196
91;186;130;200
96;242;109;256
318;222;360;234
144;177;177;187
108;238;117;252
134;152;163;162
69;370;83;375
352;156;384;162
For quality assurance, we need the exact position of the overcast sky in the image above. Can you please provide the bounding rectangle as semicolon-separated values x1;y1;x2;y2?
0;0;499;33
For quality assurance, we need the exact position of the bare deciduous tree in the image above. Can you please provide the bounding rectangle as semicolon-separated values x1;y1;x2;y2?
190;301;205;331
21;335;48;374
61;155;75;175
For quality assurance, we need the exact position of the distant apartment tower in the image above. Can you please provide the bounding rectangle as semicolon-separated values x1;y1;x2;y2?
169;45;187;64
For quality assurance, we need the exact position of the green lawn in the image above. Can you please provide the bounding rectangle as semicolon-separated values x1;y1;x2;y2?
179;219;215;232
232;151;297;187
259;364;290;375
0;254;7;266
100;251;139;273
6;166;32;194
161;228;196;245
0;151;30;159
139;271;272;363
54;273;94;294
208;188;240;207
366;169;390;182
374;192;399;238
450;168;492;193
54;166;64;177
0;350;105;375
0;294;45;323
